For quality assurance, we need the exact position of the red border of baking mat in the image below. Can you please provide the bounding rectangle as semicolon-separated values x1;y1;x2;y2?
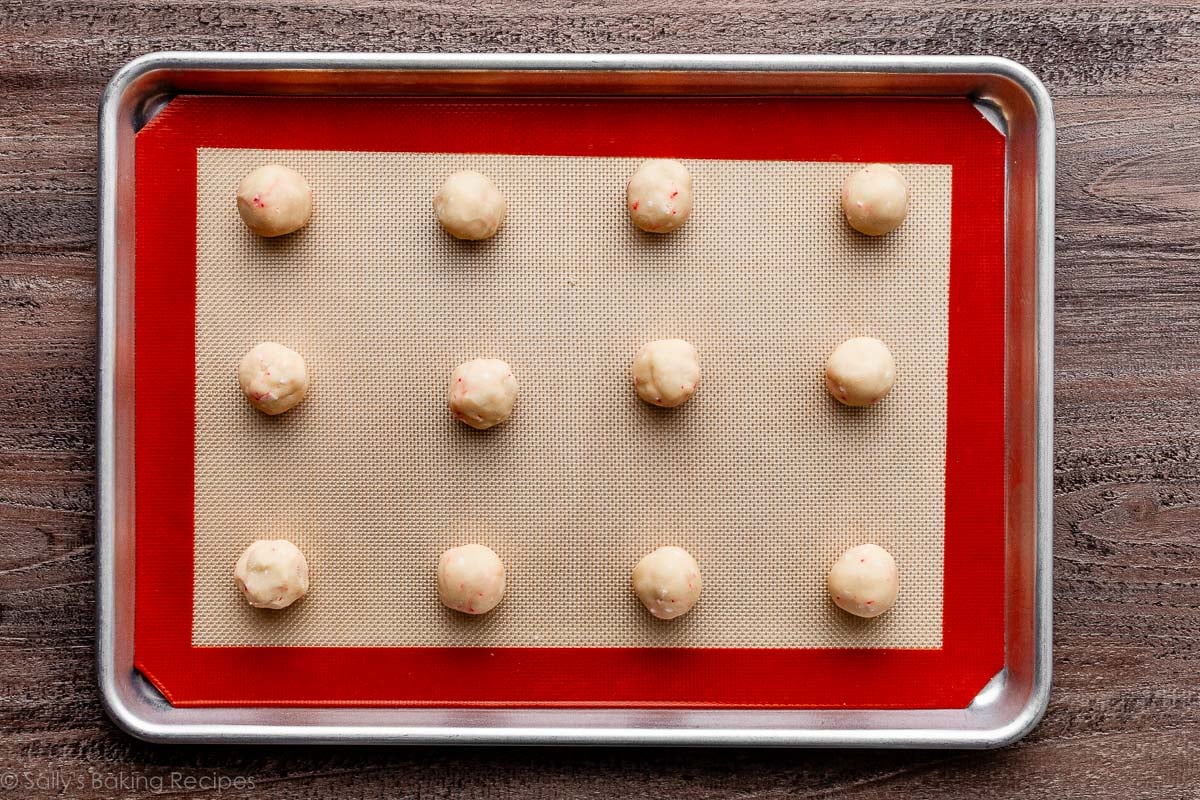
133;96;1005;708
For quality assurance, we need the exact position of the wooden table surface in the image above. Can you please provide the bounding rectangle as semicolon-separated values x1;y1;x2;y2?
2;2;1198;797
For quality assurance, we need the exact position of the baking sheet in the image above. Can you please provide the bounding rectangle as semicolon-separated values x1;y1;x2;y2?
191;149;952;649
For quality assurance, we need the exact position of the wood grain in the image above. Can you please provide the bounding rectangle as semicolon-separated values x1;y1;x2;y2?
1;1;1198;797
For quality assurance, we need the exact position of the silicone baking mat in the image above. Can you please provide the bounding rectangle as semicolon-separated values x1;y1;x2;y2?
133;96;1006;708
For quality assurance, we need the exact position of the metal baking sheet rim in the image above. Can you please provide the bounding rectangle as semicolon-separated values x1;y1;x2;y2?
96;52;1054;747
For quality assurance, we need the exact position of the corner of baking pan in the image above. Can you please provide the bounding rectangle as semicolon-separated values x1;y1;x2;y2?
97;668;171;745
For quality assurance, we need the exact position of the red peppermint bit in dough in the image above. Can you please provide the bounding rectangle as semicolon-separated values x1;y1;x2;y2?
467;605;476;613
670;191;678;198
860;558;866;563
252;194;265;208
866;600;874;605
631;201;639;211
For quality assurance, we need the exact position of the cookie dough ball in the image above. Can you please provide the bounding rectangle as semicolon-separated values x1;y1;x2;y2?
438;544;506;615
841;163;908;236
239;342;310;415
433;170;507;240
626;158;693;233
828;543;898;618
234;539;310;610
824;337;895;407
448;358;518;429
632;338;700;408
632;546;702;620
236;164;313;237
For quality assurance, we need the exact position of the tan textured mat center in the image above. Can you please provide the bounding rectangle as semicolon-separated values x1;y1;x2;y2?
192;149;951;649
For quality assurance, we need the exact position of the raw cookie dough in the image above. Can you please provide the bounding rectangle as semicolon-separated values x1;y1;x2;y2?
236;164;313;237
238;342;310;415
626;158;693;233
437;543;506;615
234;539;310;610
824;337;895;407
632;546;703;620
827;543;899;618
433;170;507;240
448;358;519;429
632;338;701;408
840;163;908;236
